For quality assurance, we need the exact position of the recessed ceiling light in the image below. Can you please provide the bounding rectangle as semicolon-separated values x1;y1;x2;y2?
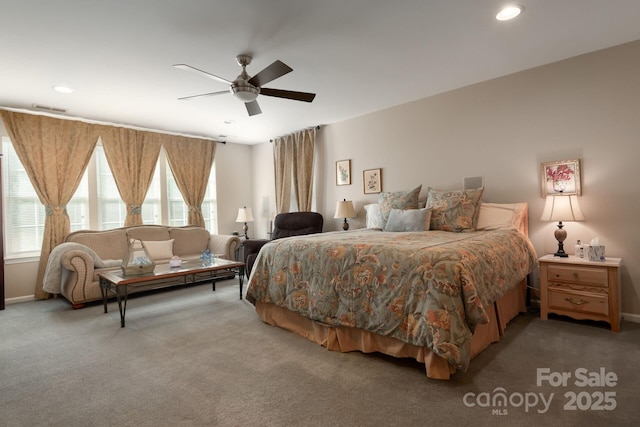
223;120;235;125
496;5;523;21
53;85;75;94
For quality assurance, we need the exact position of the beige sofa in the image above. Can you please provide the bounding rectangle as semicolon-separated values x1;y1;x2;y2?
45;225;241;308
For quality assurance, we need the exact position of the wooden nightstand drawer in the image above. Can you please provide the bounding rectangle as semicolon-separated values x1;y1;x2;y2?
547;264;608;287
548;288;609;317
539;255;622;332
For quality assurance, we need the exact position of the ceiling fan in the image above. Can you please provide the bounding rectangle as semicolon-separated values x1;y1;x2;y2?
173;55;316;116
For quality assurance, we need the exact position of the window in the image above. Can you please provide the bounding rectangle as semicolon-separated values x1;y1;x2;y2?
94;145;161;229
2;138;46;258
2;137;218;259
166;161;218;233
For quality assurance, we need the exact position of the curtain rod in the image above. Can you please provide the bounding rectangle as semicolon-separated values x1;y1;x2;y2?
270;125;321;143
0;106;226;144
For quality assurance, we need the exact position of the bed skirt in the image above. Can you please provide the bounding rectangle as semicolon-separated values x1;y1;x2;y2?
254;278;527;380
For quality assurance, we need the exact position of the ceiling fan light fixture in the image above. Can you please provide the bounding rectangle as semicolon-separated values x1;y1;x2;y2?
232;85;259;103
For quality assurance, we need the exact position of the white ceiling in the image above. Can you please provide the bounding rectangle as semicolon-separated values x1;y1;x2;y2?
2;0;640;145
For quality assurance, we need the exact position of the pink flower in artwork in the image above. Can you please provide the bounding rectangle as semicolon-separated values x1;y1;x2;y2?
546;164;575;183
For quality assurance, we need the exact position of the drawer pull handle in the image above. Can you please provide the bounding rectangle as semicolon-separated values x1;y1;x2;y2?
572;272;579;279
565;297;589;306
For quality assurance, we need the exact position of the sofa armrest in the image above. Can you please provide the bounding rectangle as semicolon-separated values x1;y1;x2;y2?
242;239;270;259
209;234;242;260
242;239;271;276
59;249;96;305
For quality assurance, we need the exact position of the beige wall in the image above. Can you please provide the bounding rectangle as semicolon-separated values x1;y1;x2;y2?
214;142;253;236
249;40;640;319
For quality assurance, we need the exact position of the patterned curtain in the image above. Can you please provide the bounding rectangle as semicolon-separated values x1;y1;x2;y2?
162;135;217;227
273;137;293;213
0;111;99;299
273;128;316;213
99;126;162;226
292;128;316;212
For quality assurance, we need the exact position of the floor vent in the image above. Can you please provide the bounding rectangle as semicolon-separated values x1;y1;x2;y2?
31;104;67;113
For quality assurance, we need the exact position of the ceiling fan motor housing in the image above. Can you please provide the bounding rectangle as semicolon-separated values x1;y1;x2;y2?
232;55;259;102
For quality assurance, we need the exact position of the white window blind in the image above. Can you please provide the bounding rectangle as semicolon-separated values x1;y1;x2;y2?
2;136;219;259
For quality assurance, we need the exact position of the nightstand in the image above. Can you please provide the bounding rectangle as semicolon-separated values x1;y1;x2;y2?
539;254;622;332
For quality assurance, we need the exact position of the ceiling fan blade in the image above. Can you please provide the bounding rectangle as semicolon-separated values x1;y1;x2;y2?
260;88;316;103
245;100;262;116
177;90;229;101
173;64;232;85
247;60;292;87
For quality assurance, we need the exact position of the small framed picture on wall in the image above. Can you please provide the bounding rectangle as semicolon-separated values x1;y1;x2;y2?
540;159;582;197
363;168;382;194
336;160;351;186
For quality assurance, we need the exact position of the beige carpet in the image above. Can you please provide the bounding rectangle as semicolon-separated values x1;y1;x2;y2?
1;279;638;426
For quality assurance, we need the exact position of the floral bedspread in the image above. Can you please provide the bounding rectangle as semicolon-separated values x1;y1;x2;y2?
246;228;537;370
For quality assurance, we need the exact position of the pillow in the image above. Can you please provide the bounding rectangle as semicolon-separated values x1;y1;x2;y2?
384;208;432;232
426;187;484;232
363;204;384;229
142;239;174;261
476;202;527;231
377;185;422;228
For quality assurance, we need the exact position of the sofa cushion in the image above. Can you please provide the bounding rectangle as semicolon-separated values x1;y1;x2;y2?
65;228;128;260
126;225;171;242
170;227;211;257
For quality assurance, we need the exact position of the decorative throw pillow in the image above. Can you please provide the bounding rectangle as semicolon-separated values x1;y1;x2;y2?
377;185;422;228
364;204;384;229
426;187;484;232
476;202;527;231
384;208;432;232
142;239;174;261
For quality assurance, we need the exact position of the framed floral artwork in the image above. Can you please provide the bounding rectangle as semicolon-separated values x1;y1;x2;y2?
363;168;382;194
541;159;581;197
336;160;351;185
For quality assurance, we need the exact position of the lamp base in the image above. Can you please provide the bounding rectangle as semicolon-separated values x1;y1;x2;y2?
243;223;249;239
342;219;349;231
553;221;569;257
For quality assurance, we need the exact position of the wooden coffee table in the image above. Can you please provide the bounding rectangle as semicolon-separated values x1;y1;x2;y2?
98;258;245;327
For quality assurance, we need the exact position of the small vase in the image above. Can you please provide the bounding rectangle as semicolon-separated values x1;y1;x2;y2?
552;180;566;193
200;249;213;266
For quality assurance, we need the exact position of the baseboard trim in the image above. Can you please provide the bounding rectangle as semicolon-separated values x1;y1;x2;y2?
5;295;36;305
622;312;640;324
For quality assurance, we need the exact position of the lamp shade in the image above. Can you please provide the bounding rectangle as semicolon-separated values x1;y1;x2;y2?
236;207;254;223
540;194;585;222
334;199;356;219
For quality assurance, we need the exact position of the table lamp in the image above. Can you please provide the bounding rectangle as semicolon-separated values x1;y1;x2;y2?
540;193;584;257
236;206;254;239
334;199;356;230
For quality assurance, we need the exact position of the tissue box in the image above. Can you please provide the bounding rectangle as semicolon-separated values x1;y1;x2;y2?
587;245;605;262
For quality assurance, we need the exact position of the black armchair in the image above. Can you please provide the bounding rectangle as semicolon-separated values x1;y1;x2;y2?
243;212;323;277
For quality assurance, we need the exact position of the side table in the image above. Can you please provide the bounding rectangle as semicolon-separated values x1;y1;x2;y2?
539;254;622;332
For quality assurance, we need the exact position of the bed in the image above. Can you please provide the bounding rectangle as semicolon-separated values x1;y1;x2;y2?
245;188;538;379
